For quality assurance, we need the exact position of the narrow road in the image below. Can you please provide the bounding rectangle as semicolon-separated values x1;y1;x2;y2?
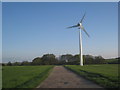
37;66;103;88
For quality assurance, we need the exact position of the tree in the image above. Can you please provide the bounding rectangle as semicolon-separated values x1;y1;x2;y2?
83;55;105;64
13;62;21;66
60;54;73;62
7;61;12;66
94;56;105;64
84;55;94;64
2;63;5;66
41;54;58;65
32;57;42;65
21;61;30;66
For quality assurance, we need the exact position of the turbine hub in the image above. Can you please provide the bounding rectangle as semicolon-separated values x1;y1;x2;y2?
80;23;82;26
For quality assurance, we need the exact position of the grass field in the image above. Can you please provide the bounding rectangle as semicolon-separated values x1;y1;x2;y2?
65;64;119;88
2;65;54;88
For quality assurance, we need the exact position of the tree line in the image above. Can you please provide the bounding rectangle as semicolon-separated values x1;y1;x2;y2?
2;54;110;66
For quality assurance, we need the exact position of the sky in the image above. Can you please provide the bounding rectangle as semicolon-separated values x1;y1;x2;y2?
2;2;118;63
1;0;120;2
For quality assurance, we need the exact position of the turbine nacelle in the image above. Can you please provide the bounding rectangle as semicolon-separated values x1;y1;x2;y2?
67;13;90;37
79;23;82;26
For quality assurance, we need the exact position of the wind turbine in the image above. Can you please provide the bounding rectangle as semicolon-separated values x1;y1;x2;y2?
67;13;90;66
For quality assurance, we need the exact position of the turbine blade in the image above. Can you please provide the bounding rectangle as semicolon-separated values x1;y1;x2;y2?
82;27;90;37
80;13;86;23
67;25;78;28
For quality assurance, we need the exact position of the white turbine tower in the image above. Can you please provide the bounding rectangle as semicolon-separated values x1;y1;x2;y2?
67;13;90;66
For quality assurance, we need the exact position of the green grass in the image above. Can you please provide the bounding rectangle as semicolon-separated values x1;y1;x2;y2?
65;64;119;88
2;65;54;88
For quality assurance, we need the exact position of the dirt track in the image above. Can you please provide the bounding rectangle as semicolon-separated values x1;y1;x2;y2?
37;66;103;88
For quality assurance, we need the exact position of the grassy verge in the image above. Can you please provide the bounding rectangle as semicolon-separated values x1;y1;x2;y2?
64;64;119;88
2;65;54;88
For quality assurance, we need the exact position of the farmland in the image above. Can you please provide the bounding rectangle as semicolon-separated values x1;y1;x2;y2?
65;64;119;88
2;64;119;88
2;65;53;88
